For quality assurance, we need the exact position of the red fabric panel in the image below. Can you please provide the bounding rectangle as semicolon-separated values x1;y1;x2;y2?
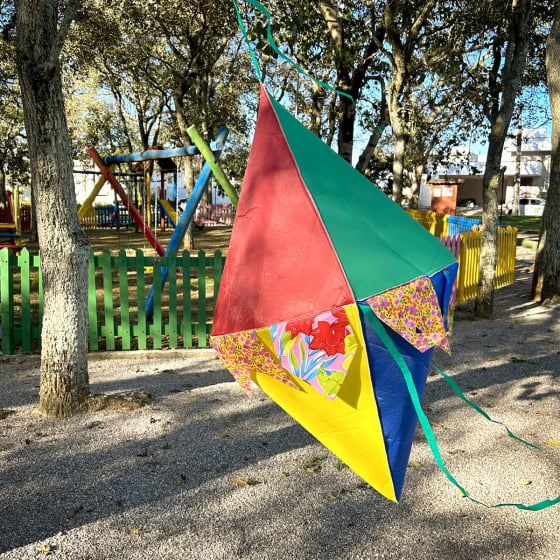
212;87;353;335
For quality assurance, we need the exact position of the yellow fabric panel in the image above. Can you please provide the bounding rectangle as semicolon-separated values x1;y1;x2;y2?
255;304;396;502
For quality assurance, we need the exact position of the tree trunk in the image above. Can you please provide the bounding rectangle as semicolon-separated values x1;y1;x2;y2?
391;127;406;205
409;159;425;210
16;0;90;417
316;0;352;161
199;118;212;208
475;151;502;319
388;70;407;205
29;186;38;243
355;126;384;175
183;157;195;251
310;84;326;136
513;108;522;214
474;0;532;319
0;162;6;206
356;95;390;174
532;147;560;302
317;0;380;163
337;93;355;163
171;88;196;250
532;2;560;302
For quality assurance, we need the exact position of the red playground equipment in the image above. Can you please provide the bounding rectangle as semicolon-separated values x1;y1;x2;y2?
0;190;22;251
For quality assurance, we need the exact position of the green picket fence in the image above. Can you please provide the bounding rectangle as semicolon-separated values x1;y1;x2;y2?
0;248;225;354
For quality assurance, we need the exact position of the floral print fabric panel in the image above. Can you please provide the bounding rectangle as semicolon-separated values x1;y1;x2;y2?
210;330;298;395
267;306;358;399
365;276;450;353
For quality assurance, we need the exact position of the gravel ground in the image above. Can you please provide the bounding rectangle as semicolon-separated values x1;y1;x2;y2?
1;245;559;560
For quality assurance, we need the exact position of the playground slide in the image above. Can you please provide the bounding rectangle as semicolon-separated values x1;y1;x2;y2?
0;191;22;250
158;199;178;227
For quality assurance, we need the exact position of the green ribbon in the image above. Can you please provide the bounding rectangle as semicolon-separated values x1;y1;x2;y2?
231;0;354;104
360;303;560;511
433;366;540;450
232;0;263;82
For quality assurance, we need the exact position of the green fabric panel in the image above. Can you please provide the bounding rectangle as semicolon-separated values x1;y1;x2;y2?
268;93;456;299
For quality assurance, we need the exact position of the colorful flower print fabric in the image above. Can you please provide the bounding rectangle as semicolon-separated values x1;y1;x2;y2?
210;330;298;395
365;276;450;353
268;306;358;399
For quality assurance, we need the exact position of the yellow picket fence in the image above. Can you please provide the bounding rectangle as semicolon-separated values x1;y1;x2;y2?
407;208;448;237
455;226;518;304
407;209;518;304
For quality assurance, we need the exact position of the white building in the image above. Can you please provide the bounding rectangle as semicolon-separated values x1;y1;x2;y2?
431;128;551;206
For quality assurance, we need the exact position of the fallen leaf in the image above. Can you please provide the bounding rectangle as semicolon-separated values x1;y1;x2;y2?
486;357;498;362
429;421;444;429
129;528;145;535
408;459;422;468
547;440;560;446
519;480;532;486
233;477;258;487
456;488;467;497
278;471;289;477
448;449;466;455
301;455;326;473
38;543;53;554
535;411;550;416
325;492;337;500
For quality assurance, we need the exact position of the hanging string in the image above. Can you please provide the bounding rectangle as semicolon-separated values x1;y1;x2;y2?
433;366;540;450
231;0;354;104
360;303;560;511
232;0;263;82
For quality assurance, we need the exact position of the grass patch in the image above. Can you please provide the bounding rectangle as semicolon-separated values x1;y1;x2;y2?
499;215;541;234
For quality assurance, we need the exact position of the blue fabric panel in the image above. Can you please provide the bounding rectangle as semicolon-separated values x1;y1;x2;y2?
359;306;434;500
430;262;459;329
